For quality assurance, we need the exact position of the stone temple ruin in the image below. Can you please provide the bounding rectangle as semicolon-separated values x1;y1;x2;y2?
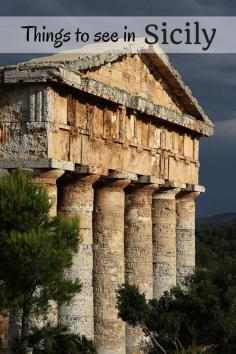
0;45;213;354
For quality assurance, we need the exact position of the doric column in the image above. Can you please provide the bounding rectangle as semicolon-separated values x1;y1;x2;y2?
0;316;8;351
34;169;65;325
7;314;21;354
152;188;180;299
34;169;64;217
176;191;200;286
58;174;100;339
125;183;158;354
93;178;130;354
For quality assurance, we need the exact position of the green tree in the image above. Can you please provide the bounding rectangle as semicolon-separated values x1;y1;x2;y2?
117;222;236;354
117;261;236;354
196;224;236;269
28;324;97;354
0;171;82;354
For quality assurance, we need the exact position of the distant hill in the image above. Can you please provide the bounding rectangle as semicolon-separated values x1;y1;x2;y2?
197;212;236;229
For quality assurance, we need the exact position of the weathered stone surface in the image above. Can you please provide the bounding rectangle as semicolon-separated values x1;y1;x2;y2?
0;158;74;171
34;169;64;326
125;183;158;354
0;47;213;353
176;191;200;286
58;174;100;338
18;44;214;126
93;179;130;354
83;54;185;113
8;314;21;354
1;66;213;136
0;316;9;351
0;49;213;186
152;188;180;298
0;85;50;163
34;169;64;217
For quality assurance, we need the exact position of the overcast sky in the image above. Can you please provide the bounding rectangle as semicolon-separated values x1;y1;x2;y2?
0;0;235;217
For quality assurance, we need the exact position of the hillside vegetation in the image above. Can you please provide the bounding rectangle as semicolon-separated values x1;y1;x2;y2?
117;213;236;354
196;213;236;268
197;212;236;230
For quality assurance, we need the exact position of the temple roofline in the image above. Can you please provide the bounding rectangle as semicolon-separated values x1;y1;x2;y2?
0;65;213;136
0;42;214;130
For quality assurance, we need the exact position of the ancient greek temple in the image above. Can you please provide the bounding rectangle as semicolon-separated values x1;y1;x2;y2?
0;46;213;354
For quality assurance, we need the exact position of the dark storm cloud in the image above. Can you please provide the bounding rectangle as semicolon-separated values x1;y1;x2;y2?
0;0;236;216
170;54;236;122
197;120;236;217
1;0;236;15
169;54;236;216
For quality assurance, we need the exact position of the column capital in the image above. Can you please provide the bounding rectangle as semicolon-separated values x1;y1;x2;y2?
33;169;64;218
33;169;65;183
78;174;100;184
177;191;200;202
95;177;130;191
8;168;64;182
61;172;100;186
153;187;181;200
106;170;137;181
126;182;159;195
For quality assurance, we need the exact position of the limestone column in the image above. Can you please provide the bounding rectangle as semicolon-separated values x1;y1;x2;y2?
93;178;130;354
34;169;65;325
58;174;100;339
176;191;200;286
7;314;21;354
152;188;180;299
125;183;158;354
34;169;65;217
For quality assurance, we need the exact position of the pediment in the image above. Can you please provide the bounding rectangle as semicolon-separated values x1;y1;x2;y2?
11;44;213;127
81;54;186;115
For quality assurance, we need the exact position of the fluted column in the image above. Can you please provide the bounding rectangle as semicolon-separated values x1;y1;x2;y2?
93;178;130;354
34;169;65;325
7;314;21;354
176;191;200;286
125;183;158;354
58;174;100;338
152;188;180;299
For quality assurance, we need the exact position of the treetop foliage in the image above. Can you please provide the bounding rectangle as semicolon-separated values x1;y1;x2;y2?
117;223;236;354
0;171;83;353
0;170;51;233
29;324;98;354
